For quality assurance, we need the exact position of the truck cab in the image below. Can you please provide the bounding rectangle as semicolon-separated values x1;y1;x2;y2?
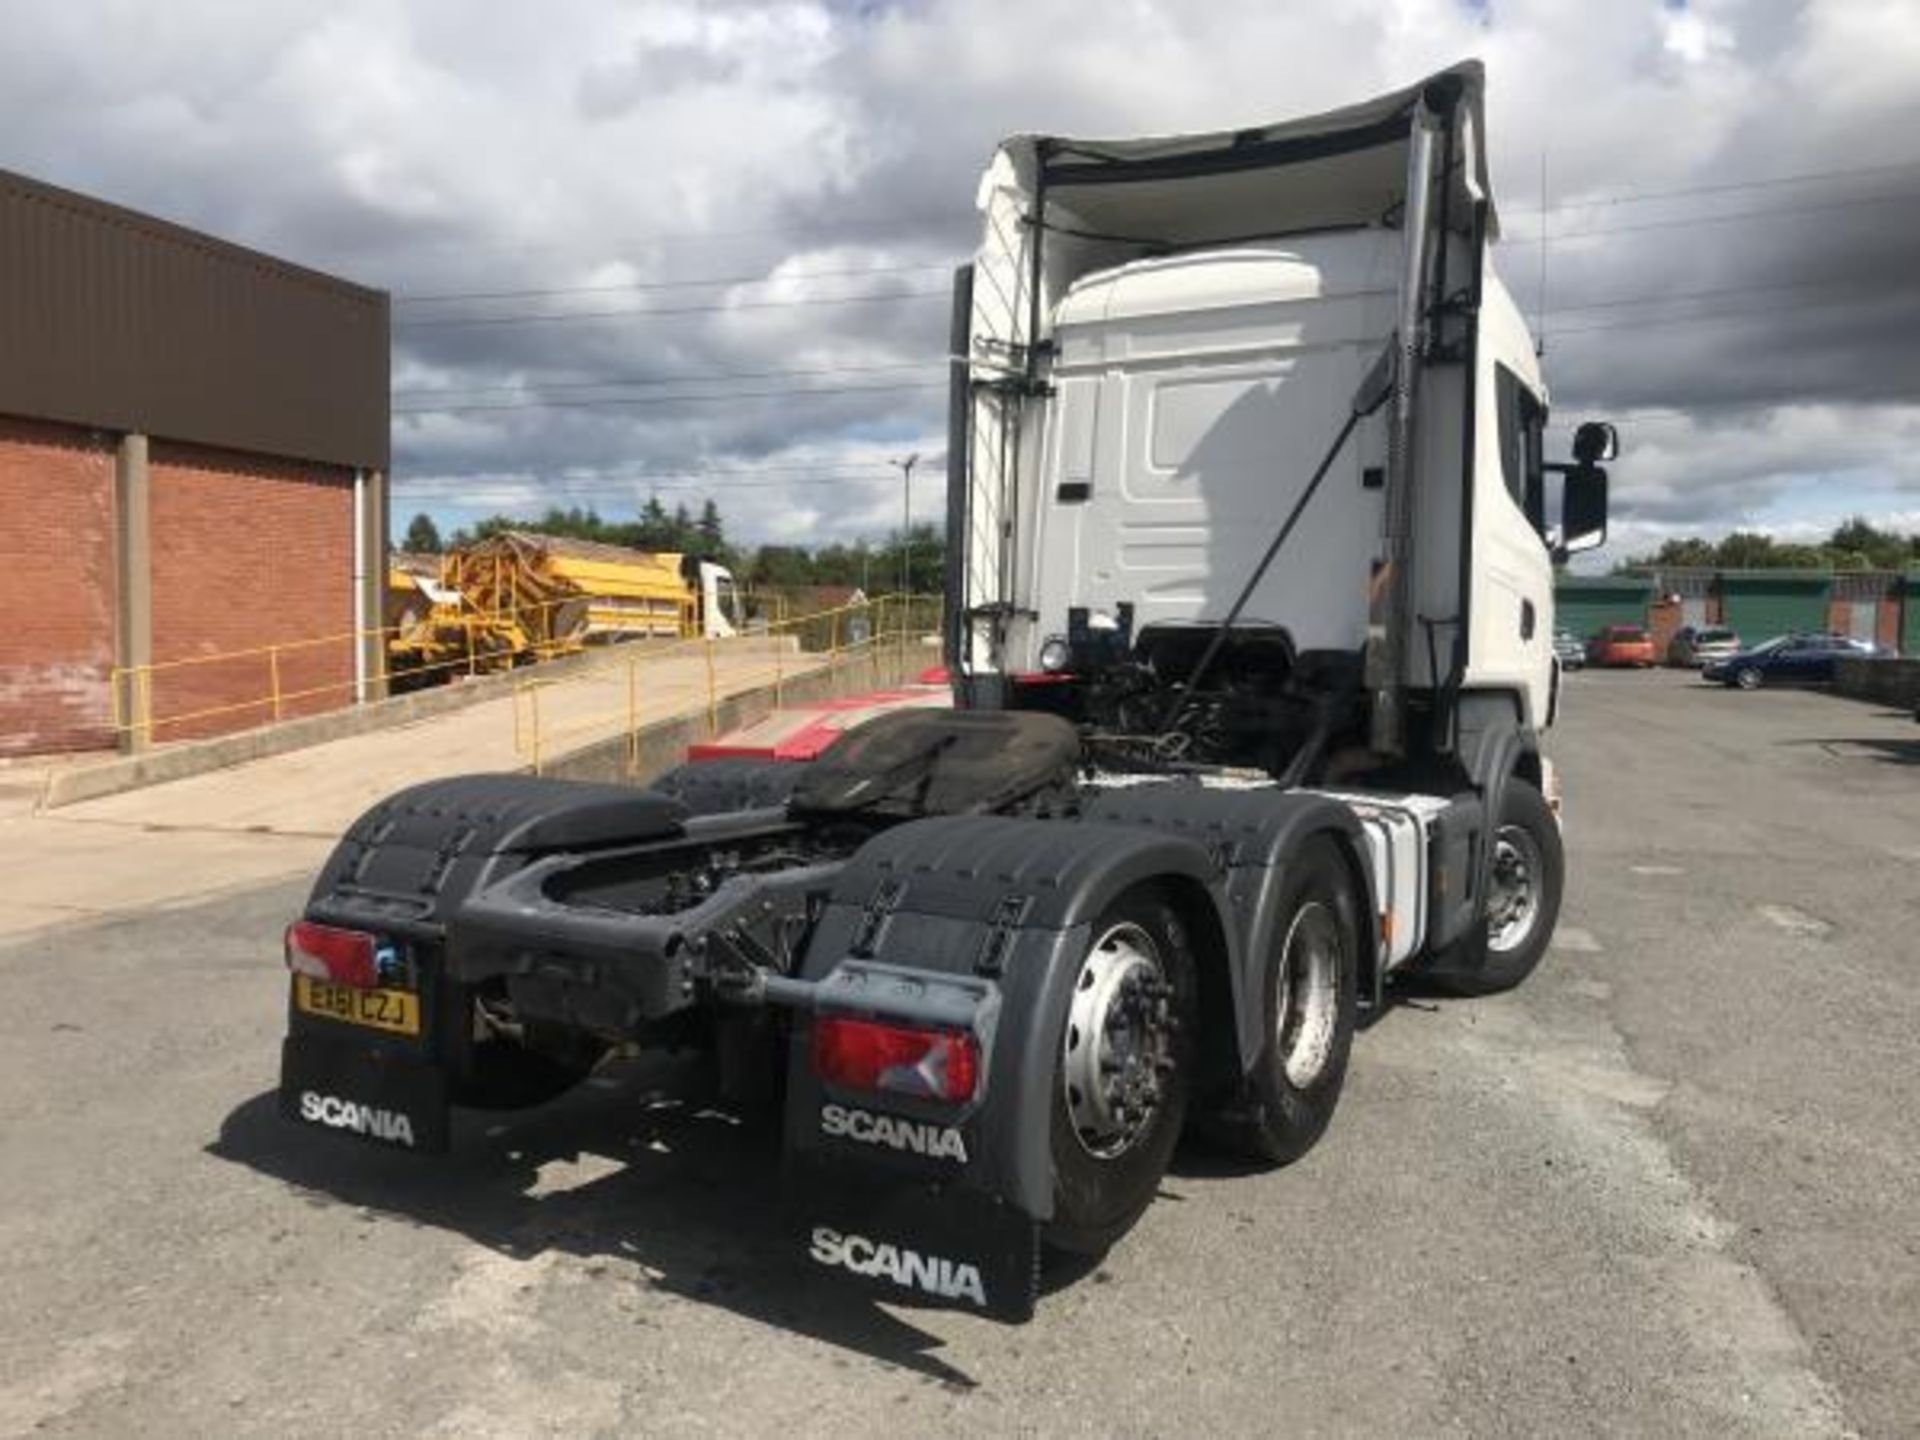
950;62;1609;784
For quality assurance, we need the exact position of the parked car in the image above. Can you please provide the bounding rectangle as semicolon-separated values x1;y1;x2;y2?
1552;629;1586;671
1587;624;1657;668
1704;633;1882;689
1667;625;1742;668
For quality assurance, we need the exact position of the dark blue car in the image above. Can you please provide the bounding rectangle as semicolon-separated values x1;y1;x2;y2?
1704;633;1882;690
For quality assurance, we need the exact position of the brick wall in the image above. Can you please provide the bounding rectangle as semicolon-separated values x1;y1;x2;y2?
1876;596;1902;654
0;416;116;755
149;443;355;741
1647;598;1683;662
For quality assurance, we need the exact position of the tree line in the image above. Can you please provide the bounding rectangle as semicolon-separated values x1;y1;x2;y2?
1623;518;1919;574
400;501;948;595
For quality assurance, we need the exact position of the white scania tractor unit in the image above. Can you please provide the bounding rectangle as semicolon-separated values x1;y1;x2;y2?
277;62;1613;1321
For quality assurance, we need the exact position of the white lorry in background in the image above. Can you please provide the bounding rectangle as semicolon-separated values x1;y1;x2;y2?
275;60;1615;1322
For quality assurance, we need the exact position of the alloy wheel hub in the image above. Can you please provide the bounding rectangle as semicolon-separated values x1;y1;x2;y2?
1062;923;1176;1159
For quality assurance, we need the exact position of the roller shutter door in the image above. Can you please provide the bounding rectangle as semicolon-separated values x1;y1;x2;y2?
1719;577;1829;646
1554;582;1650;641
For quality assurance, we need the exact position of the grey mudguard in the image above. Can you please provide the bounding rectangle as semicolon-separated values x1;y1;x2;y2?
784;813;1221;1223
1432;693;1539;969
1077;785;1375;1074
305;774;689;937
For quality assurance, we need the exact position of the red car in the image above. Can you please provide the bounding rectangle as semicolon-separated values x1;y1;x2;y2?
1587;625;1657;668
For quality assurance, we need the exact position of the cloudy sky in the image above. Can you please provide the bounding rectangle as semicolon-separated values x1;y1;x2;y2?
4;0;1919;559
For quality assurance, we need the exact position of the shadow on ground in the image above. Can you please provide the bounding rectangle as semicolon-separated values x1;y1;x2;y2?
1789;736;1920;766
210;1053;996;1387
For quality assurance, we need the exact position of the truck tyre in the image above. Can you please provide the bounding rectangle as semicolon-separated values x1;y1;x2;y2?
1199;836;1358;1165
1426;779;1563;997
1046;887;1198;1255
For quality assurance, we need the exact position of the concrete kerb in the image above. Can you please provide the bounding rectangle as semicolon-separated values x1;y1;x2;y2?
40;635;803;810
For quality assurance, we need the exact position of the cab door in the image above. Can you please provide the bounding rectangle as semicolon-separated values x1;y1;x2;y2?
1470;360;1554;718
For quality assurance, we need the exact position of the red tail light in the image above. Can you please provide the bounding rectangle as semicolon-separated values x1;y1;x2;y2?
810;1016;980;1102
285;920;379;989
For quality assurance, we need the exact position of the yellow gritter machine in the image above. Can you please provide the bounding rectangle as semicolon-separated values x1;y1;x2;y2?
388;531;740;685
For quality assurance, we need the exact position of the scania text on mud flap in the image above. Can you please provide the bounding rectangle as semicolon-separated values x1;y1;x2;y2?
276;62;1605;1321
819;1104;969;1163
807;1226;988;1309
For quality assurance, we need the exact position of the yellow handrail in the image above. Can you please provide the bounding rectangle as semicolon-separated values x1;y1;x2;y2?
101;589;943;749
511;594;943;775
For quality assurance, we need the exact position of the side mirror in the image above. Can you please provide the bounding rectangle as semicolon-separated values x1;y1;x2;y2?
1559;464;1609;557
1572;420;1619;465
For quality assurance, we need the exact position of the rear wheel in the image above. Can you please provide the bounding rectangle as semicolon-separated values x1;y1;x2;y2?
1201;837;1359;1164
1047;889;1197;1254
1425;779;1564;997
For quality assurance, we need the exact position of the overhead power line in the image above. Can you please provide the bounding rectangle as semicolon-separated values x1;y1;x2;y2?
393;273;1900;406
398;285;952;329
394;209;977;259
394;379;946;417
1546;395;1920;430
1500;156;1920;218
391;452;948;486
392;465;920;495
1544;272;1885;318
396;260;956;305
385;173;1920;326
384;156;1920;264
1546;284;1920;340
1506;186;1920;244
391;358;938;401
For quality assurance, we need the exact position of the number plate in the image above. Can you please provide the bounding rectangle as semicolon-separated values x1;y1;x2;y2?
294;975;421;1037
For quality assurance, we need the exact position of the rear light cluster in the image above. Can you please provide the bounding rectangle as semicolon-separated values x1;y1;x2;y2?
810;1015;980;1102
285;920;382;989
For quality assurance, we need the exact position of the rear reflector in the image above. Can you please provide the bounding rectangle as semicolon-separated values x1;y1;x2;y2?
285;920;380;989
810;1016;980;1102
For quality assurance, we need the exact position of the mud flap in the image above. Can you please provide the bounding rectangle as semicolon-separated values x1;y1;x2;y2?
280;1030;451;1154
788;1154;1041;1323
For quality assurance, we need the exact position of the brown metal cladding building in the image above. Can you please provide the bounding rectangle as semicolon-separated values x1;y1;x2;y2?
0;167;390;755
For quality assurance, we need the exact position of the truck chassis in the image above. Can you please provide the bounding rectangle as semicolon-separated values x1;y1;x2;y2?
282;704;1559;1321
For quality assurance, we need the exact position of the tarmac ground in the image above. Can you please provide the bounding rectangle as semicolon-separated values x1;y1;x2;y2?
1;667;1915;1437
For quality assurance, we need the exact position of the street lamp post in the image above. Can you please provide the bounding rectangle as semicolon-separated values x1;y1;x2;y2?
891;453;919;602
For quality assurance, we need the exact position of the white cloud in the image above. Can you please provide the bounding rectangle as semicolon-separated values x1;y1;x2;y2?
2;0;1918;550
